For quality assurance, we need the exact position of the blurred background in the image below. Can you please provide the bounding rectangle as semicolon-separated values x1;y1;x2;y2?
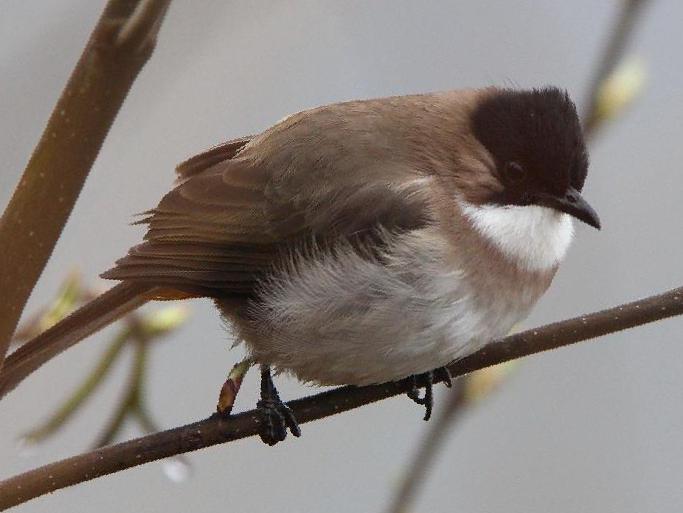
2;1;682;511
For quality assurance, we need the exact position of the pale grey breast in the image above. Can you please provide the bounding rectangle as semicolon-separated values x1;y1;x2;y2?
241;224;549;386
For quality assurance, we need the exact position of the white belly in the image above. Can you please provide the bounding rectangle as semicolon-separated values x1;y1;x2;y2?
244;230;540;386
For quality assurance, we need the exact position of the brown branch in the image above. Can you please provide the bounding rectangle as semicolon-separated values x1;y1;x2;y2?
0;0;173;369
1;285;682;510
582;0;652;137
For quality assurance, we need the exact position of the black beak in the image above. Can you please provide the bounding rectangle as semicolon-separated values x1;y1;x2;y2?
534;187;601;229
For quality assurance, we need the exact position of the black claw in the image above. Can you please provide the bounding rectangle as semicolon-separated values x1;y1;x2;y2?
422;379;434;421
435;366;453;388
256;366;301;445
406;375;425;404
283;406;302;438
405;367;452;421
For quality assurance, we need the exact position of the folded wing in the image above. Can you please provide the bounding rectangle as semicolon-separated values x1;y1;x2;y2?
103;133;435;298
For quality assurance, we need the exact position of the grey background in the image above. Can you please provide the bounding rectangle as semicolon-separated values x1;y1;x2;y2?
2;1;682;512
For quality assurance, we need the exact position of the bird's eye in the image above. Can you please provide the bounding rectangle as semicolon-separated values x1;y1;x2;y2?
504;161;526;183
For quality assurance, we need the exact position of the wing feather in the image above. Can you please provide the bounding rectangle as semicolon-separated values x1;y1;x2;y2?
103;120;435;297
174;135;252;181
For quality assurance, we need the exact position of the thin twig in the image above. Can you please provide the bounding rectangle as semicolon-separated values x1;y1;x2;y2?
582;0;652;137
93;336;148;447
384;361;515;513
1;285;682;510
92;380;136;448
23;330;129;444
385;385;468;513
0;0;173;369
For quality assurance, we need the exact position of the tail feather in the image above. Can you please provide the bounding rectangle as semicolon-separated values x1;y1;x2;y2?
0;282;153;399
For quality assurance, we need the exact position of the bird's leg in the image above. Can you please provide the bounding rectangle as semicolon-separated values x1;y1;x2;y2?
256;365;301;446
406;366;453;421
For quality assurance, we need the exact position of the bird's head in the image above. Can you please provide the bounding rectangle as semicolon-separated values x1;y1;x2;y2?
467;87;600;230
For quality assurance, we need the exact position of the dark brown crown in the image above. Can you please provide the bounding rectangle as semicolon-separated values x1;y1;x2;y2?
470;87;589;199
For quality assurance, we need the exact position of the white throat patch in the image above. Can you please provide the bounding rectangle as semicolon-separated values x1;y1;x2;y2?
462;203;574;271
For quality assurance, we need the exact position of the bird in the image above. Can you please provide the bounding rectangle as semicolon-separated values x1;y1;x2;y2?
0;86;599;445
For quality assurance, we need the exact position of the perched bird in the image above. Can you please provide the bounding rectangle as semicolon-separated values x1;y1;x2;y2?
0;86;599;445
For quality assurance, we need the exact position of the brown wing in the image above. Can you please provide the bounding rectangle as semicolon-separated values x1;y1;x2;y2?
103;135;434;298
174;135;253;181
102;153;276;296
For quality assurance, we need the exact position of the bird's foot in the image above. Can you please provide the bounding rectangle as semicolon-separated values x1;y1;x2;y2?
257;397;301;446
406;366;453;421
256;366;301;446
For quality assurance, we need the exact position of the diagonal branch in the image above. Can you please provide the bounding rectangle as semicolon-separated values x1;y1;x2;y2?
385;384;468;513
582;0;652;137
0;0;173;369
1;285;682;510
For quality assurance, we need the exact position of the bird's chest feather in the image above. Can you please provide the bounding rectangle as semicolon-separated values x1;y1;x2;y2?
461;203;574;271
240;226;554;386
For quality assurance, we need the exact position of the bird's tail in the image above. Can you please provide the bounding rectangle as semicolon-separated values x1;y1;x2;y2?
0;282;154;399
